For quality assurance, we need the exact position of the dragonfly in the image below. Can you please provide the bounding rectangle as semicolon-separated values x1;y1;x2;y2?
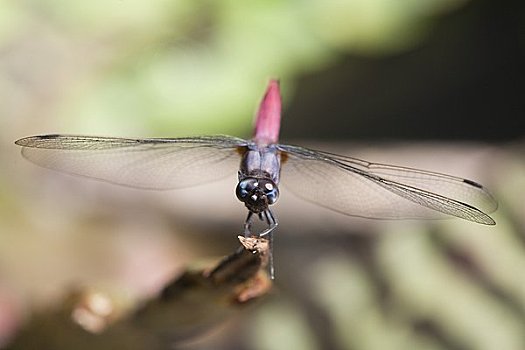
15;80;497;275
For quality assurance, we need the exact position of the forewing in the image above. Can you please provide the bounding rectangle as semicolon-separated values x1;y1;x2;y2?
15;135;247;189
278;144;496;225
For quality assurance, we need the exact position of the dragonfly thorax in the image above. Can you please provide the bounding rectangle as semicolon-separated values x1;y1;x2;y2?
236;177;279;213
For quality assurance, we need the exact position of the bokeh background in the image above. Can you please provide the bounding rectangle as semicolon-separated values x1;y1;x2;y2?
1;0;524;349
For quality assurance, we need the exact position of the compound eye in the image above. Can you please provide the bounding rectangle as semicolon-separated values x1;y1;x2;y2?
262;181;279;204
236;186;248;201
236;178;257;201
266;188;279;204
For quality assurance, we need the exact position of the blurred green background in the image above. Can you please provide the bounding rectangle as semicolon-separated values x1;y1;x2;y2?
1;0;524;349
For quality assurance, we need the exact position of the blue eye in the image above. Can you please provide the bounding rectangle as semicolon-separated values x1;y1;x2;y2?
236;178;257;201
261;180;279;204
266;188;279;204
236;185;248;200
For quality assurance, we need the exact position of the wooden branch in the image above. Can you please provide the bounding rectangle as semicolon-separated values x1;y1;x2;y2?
7;236;272;350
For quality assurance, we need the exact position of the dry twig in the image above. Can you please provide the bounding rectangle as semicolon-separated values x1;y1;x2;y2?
7;236;272;350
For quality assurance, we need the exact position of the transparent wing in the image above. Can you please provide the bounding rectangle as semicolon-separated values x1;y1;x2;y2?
15;134;248;189
277;144;497;225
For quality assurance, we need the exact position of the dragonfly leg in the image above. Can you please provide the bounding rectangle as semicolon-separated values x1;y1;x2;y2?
261;209;278;279
241;210;277;279
243;211;254;237
259;209;278;237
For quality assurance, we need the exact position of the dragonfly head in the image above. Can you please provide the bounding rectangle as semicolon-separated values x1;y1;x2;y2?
236;177;279;213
